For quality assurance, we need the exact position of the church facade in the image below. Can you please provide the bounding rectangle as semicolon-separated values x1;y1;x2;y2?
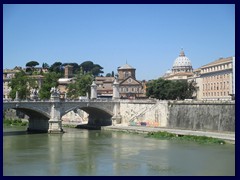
117;64;146;99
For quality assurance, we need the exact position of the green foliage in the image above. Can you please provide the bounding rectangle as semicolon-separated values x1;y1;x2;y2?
3;118;28;126
62;63;80;74
79;61;104;77
9;70;34;100
26;61;39;67
49;62;64;75
106;73;112;77
42;62;49;69
67;71;93;99
106;71;115;77
147;131;226;144
38;72;61;99
146;78;196;100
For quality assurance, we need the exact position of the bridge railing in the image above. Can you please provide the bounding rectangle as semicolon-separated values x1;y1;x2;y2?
3;98;158;103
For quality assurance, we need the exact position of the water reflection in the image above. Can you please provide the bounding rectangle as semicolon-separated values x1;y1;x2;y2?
3;127;235;176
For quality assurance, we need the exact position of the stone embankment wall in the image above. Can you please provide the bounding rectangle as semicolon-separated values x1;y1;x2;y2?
168;101;235;132
119;100;169;127
121;100;235;133
61;109;88;124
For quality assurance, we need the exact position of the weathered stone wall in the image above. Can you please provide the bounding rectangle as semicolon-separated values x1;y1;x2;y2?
61;109;88;123
168;101;235;132
119;100;169;127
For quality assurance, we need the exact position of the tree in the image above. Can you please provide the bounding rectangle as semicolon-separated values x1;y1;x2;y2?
49;62;64;75
79;61;104;77
67;70;93;99
42;63;50;69
26;61;39;67
62;63;80;74
106;73;112;77
146;78;196;100
91;64;104;76
106;71;115;77
38;72;61;99
79;61;94;73
8;70;35;100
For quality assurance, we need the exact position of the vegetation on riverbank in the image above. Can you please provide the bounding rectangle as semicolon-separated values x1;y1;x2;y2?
146;131;226;144
3;118;28;126
62;124;77;128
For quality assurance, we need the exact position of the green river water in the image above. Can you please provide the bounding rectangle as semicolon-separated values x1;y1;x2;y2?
3;126;235;176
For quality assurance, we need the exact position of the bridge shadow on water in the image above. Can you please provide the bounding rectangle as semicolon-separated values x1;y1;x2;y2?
3;130;47;136
75;124;102;130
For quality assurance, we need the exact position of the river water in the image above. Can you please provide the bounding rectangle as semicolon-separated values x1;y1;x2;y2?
3;126;235;176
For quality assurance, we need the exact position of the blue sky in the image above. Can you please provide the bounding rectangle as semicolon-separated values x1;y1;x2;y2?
3;4;235;80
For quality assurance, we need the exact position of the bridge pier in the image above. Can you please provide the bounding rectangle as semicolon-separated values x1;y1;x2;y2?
112;100;122;126
48;89;64;133
48;119;64;133
48;103;64;133
111;115;122;126
27;116;49;133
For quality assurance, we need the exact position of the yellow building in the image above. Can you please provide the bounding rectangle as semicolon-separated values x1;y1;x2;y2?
200;57;234;100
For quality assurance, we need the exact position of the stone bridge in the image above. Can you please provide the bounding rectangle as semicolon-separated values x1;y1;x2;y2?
4;94;234;133
3;81;164;133
3;98;123;133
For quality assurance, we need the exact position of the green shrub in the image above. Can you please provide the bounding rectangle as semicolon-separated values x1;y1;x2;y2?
147;131;225;144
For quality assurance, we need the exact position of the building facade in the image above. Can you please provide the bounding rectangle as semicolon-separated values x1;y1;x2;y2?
95;76;115;98
3;68;44;100
3;69;20;99
200;57;234;100
118;64;146;99
94;63;146;99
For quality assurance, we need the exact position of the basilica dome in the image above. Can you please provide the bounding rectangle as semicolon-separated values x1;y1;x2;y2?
172;49;193;73
173;50;192;67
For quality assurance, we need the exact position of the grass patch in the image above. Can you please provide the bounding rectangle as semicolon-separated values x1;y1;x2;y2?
147;131;225;144
62;124;77;128
3;118;28;127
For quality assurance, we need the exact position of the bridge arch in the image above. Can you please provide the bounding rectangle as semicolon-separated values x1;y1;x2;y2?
3;105;51;132
62;105;114;126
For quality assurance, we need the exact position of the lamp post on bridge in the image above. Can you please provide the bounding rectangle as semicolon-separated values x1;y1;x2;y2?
15;91;19;101
90;81;97;100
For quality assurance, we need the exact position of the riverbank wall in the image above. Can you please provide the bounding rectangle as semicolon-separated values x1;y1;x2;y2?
120;100;235;133
168;101;235;132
